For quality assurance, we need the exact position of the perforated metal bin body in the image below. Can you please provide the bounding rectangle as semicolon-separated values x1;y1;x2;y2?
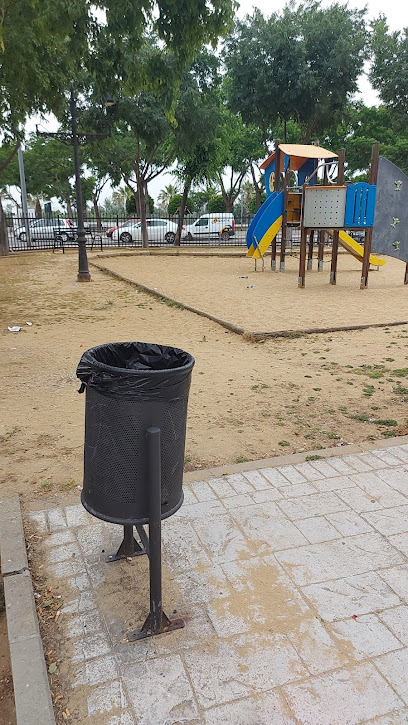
78;343;194;525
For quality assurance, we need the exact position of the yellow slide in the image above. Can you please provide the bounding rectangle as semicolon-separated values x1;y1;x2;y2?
334;229;385;267
248;216;283;259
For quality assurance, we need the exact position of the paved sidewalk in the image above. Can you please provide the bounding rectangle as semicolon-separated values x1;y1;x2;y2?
26;443;408;724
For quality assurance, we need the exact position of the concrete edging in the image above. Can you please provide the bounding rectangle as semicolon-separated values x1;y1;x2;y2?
0;494;55;725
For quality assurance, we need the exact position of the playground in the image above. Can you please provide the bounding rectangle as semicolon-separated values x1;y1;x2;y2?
1;250;408;513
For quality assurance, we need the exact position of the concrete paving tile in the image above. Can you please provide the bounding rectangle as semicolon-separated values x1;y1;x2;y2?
65;503;93;527
380;566;408;602
173;499;225;522
283;663;403;724
72;632;112;662
380;606;408;646
61;591;98;614
121;655;199;724
359;452;390;469
372;450;405;466
279;482;318;498
259;467;289;486
161;519;211;573
341;455;373;473
277;492;347;520
66;610;103;639
104;714;136;725
288;617;346;675
375;648;408;703
203;691;297;725
43;529;75;547
324;457;357;475
295;516;340;543
363;506;408;536
386;446;408;463
251;488;284;503
47;541;82;564
294;462;325;481
309;459;341;477
183;634;306;709
192;511;253;564
326;510;374;536
231;502;308;551
47;507;67;531
206;556;309;638
87;679;127;716
75;523;115;560
225;473;255;494
148;608;215;659
242;470;271;490
86;561;107;589
376;467;408;497
363;713;408;725
26;510;48;533
221;493;254;508
275;465;307;485
389;533;408;557
73;654;119;687
337;487;396;514
170;564;230;606
208;476;237;498
67;572;93;593
330;614;402;659
301;572;401;621
49;558;85;579
312;474;356;493
190;480;217;501
351;472;408;508
183;486;198;505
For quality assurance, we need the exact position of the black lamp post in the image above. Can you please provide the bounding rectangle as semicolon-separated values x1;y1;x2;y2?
70;88;91;282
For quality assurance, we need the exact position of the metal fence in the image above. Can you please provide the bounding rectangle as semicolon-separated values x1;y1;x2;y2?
7;213;255;252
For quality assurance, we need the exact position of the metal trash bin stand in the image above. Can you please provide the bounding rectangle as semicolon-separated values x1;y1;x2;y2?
77;342;194;639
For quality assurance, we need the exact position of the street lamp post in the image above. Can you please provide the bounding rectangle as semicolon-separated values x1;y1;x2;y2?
70;88;91;282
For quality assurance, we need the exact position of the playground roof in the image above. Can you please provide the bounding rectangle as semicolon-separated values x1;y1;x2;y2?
260;144;338;171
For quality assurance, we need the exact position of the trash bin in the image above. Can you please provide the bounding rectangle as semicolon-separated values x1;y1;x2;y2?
76;342;194;526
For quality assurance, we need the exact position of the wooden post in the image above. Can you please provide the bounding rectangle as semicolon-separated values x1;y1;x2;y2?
298;227;307;287
280;168;291;271
317;164;329;271
405;263;408;285
330;148;345;285
307;230;314;270
361;142;379;289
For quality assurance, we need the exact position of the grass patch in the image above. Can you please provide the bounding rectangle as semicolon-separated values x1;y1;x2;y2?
306;454;322;461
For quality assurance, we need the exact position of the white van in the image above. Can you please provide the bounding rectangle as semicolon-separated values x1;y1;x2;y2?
182;213;235;241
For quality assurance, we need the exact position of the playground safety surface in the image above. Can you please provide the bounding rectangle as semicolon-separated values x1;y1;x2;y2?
20;438;408;723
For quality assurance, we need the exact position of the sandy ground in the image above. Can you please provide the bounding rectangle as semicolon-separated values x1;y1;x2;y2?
100;250;408;332
1;249;408;513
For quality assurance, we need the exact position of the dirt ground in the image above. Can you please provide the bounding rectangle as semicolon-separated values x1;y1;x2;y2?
1;249;408;516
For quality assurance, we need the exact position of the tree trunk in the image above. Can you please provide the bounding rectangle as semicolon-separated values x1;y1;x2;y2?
65;192;73;219
93;196;102;231
135;143;149;248
250;163;263;210
0;197;9;256
175;179;191;246
35;199;42;218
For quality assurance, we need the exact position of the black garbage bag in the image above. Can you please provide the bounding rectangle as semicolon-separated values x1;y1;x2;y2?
76;342;195;525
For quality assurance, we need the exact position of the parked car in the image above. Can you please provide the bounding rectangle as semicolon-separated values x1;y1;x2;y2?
182;213;235;241
15;218;75;243
107;219;139;238
112;218;179;244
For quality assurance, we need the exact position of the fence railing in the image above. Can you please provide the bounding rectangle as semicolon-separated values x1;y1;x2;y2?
7;213;256;252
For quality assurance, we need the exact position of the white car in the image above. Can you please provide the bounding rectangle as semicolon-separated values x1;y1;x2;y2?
182;213;235;241
112;219;179;244
15;218;75;242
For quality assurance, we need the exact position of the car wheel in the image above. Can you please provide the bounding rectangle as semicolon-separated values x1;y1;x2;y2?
120;231;133;244
19;232;27;242
59;232;69;243
185;232;193;241
165;231;176;244
220;230;230;241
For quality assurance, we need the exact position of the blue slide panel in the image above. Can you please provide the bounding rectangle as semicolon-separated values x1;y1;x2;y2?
246;192;277;248
251;191;284;248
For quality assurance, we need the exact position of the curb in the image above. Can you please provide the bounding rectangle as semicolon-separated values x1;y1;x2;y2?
0;494;55;725
90;261;408;341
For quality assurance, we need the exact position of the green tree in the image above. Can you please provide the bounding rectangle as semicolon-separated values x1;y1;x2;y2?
370;18;408;121
157;183;180;212
168;193;195;216
207;195;226;212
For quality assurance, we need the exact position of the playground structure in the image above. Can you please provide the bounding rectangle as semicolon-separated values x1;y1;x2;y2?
246;142;408;288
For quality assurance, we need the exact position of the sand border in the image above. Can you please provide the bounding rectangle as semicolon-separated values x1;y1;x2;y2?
90;260;408;341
